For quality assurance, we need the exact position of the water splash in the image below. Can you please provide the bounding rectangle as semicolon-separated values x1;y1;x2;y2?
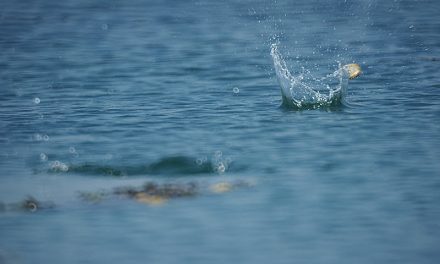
270;43;350;109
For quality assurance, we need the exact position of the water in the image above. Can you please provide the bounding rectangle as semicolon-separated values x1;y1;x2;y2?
1;0;440;263
271;43;350;108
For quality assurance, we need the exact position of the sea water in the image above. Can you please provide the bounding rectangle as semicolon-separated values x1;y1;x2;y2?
271;43;349;108
1;0;440;263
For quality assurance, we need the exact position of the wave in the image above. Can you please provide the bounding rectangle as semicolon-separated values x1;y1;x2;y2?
48;155;240;177
270;43;350;109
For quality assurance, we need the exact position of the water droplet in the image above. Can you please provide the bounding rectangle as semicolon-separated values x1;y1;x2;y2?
34;97;40;104
101;23;108;30
60;164;69;172
34;133;43;141
196;158;203;165
28;202;37;212
233;87;240;94
50;160;69;172
40;153;48;161
216;162;226;173
43;135;50;141
69;146;76;153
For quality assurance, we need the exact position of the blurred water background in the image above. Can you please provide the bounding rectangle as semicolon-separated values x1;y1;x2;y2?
1;0;440;263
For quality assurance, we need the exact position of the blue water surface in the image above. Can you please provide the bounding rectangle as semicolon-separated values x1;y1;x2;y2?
1;0;440;263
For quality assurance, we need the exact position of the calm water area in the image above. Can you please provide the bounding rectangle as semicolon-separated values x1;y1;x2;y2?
1;0;439;263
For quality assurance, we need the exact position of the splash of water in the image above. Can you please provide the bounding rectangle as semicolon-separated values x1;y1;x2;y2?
270;43;350;109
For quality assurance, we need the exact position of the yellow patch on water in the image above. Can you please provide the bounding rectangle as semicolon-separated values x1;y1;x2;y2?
135;193;168;205
210;182;233;193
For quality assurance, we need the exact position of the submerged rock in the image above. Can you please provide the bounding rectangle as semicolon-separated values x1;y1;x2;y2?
20;196;55;212
3;180;256;211
114;181;199;205
209;180;255;194
78;190;110;203
114;180;254;205
134;193;168;205
0;197;56;213
21;197;39;212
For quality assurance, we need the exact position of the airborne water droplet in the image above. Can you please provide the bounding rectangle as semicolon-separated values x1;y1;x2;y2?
34;97;40;104
50;160;69;172
34;133;43;141
40;153;48;161
216;162;226;173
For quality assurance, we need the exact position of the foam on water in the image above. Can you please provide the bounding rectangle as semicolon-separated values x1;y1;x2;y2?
270;43;350;109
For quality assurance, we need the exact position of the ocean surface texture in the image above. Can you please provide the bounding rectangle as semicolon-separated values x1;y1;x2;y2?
1;0;439;263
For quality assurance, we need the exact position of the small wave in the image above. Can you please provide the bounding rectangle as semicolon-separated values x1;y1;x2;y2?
49;155;239;177
270;43;350;109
